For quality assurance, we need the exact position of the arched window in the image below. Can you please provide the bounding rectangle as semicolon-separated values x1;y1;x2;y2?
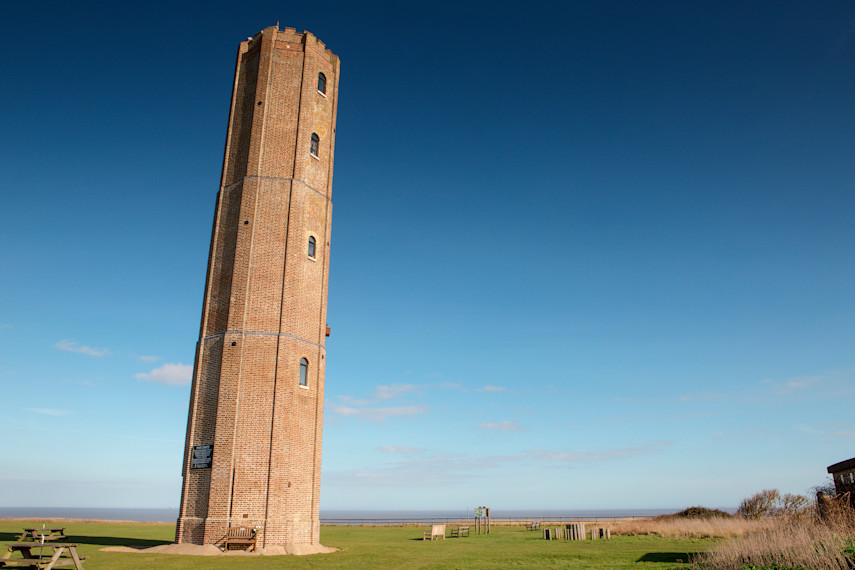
308;236;316;258
299;358;308;386
318;72;327;94
310;133;319;157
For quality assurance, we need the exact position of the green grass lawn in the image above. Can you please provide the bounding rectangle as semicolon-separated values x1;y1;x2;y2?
0;520;715;568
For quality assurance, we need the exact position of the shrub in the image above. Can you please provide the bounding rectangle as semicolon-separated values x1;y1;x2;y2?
778;493;808;516
737;489;808;519
666;506;732;519
738;489;780;519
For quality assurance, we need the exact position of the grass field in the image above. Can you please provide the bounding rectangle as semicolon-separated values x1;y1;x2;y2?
0;519;716;569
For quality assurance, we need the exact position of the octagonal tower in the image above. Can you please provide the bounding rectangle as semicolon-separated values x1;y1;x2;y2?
176;25;339;548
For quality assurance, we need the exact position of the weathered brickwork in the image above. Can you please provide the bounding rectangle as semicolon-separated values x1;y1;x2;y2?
176;25;339;547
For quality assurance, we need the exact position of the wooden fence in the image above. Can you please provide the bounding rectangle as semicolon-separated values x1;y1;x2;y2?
319;515;644;527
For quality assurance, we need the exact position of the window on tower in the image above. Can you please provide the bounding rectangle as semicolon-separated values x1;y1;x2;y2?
308;236;316;258
299;358;309;386
318;72;327;95
310;133;319;157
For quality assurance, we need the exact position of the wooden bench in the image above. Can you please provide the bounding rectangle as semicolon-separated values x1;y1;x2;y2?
223;527;257;551
449;526;469;538
525;521;541;531
422;524;446;540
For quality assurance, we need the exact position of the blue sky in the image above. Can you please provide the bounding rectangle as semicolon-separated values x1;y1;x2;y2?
2;1;854;512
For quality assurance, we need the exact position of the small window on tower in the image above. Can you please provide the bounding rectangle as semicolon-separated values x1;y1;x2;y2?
318;72;327;95
310;133;319;157
308;236;316;258
299;358;309;387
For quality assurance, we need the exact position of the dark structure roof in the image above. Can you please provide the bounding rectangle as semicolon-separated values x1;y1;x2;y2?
827;457;855;473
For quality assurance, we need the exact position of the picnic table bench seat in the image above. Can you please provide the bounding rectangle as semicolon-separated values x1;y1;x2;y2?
17;530;66;543
2;542;84;569
0;558;81;568
6;543;80;548
20;535;67;543
224;527;257;551
0;559;54;568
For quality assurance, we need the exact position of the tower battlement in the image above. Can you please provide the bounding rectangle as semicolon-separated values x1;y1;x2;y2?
242;26;338;63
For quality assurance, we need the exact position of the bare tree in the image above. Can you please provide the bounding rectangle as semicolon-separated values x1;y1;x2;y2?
811;476;837;498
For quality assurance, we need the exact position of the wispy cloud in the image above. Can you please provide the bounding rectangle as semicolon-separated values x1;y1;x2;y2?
378;446;425;454
26;408;72;416
679;368;855;403
54;339;110;357
375;384;418;400
772;375;821;395
479;420;520;431
0;323;12;330
794;421;855;439
325;441;671;487
794;424;824;435
137;355;160;362
478;385;506;392
525;441;671;462
339;384;419;406
332;383;429;422
135;363;192;386
329;403;428;423
710;428;768;441
678;391;726;402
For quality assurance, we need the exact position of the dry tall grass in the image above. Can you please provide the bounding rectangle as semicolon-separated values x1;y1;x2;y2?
612;516;773;539
694;509;855;569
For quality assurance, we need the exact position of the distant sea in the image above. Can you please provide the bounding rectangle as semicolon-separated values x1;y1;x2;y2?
0;507;696;523
0;507;179;522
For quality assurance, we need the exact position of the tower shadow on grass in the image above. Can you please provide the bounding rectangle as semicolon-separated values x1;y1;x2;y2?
65;536;172;548
637;552;700;564
0;531;169;548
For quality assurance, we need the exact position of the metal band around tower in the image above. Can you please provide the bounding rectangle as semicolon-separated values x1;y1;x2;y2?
199;331;326;349
222;175;331;202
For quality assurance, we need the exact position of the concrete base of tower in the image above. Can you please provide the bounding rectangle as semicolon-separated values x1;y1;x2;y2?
175;516;320;547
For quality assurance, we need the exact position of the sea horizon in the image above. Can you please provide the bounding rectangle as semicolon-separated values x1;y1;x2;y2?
0;506;734;523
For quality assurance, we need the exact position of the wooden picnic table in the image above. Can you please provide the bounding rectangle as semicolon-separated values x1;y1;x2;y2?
16;530;66;543
1;542;84;569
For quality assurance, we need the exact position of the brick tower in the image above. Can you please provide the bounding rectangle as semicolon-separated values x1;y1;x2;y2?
176;25;339;548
